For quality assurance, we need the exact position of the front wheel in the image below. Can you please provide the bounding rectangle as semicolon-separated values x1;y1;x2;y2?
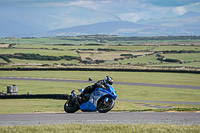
97;97;115;113
64;99;79;113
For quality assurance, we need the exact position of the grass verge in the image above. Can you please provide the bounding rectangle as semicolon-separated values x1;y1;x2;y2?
0;124;200;133
0;71;200;114
0;71;200;86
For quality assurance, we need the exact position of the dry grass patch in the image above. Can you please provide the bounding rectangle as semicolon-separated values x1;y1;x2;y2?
0;44;9;48
79;50;153;61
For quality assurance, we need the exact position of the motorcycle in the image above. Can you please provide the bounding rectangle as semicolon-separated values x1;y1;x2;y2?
64;84;117;113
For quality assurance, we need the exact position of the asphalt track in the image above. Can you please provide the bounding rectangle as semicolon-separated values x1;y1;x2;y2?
0;112;200;126
0;76;200;126
1;76;200;90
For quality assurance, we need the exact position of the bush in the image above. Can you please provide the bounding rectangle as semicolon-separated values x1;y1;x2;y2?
157;57;181;63
164;58;181;63
97;48;115;51
6;53;81;61
120;54;133;57
0;55;12;63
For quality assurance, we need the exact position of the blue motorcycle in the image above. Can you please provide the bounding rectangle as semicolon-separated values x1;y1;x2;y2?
64;84;117;113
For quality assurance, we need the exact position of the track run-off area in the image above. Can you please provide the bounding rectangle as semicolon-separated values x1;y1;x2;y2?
1;76;200;105
0;76;200;126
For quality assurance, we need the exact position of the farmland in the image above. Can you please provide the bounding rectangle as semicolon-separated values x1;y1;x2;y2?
0;35;200;71
0;36;200;131
0;71;200;114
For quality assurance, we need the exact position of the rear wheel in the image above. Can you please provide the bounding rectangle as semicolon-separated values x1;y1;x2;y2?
64;99;79;113
97;97;115;113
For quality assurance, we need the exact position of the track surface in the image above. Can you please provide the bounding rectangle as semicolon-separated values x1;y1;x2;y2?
0;77;200;126
0;112;200;126
1;76;200;90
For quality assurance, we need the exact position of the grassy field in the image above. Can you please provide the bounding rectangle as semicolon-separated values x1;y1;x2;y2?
151;61;200;67
79;51;152;61
0;58;6;63
0;48;78;57
0;124;200;133
10;59;80;66
0;71;200;114
106;55;160;65
0;37;103;45
14;44;106;50
1;71;200;86
107;45;155;51
154;45;200;51
1;37;200;131
163;53;200;62
0;36;200;69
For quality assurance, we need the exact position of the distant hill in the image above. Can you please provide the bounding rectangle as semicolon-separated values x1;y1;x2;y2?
35;18;200;37
1;9;200;37
35;21;145;37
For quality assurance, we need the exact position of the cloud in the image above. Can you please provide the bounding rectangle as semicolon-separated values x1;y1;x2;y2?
0;0;200;31
172;6;187;15
148;0;200;7
47;6;121;30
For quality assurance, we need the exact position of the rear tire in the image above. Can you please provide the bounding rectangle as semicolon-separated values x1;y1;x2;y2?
64;99;79;113
97;97;115;113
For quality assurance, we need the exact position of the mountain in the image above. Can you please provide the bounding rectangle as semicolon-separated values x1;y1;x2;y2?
136;12;200;30
34;18;200;37
178;12;200;18
1;7;200;37
0;17;42;37
0;5;121;38
35;21;145;37
34;12;200;37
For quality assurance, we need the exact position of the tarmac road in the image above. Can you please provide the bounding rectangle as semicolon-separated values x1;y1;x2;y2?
1;76;200;90
0;112;200;126
0;77;200;126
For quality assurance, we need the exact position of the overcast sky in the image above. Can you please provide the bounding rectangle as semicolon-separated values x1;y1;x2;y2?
1;0;200;30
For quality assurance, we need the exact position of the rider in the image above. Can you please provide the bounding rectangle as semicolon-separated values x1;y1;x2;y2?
79;76;113;98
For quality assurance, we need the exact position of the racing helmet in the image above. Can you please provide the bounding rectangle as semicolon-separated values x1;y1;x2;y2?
104;76;113;86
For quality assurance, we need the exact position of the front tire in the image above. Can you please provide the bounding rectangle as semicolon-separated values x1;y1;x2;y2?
64;99;79;113
97;97;115;113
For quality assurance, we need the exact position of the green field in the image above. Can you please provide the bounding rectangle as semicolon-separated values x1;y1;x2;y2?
0;36;200;114
154;45;200;51
0;58;6;63
107;45;155;51
1;124;200;133
0;70;200;131
163;53;200;62
10;59;80;66
0;49;78;57
1;71;200;85
14;44;105;50
106;55;160;65
0;36;200;69
0;71;200;114
1;34;200;131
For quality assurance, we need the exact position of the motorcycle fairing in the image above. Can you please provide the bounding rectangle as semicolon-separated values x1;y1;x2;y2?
80;88;113;111
105;85;117;100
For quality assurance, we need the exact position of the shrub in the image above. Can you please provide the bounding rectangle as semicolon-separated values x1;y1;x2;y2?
120;54;133;57
0;55;12;63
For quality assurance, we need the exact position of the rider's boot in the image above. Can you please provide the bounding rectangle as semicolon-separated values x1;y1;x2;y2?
71;90;77;98
78;91;86;102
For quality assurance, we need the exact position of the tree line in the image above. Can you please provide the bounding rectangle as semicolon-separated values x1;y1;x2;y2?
0;53;81;63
